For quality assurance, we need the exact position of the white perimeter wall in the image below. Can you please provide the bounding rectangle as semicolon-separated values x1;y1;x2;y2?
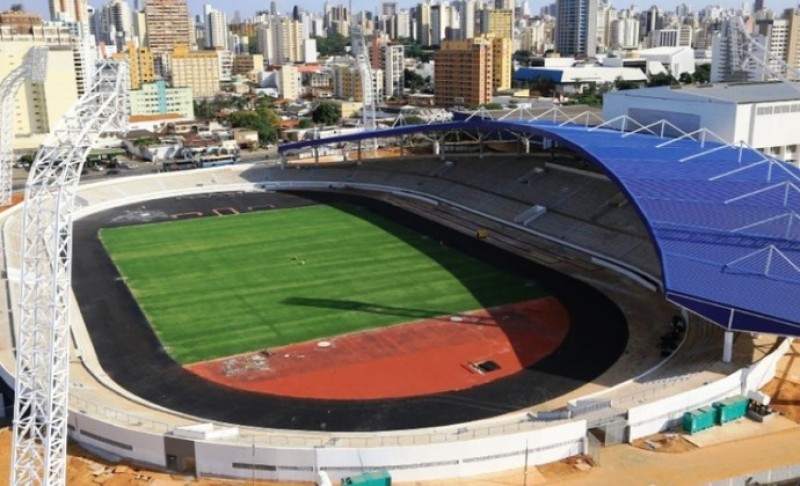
68;412;167;468
194;420;588;483
628;338;792;441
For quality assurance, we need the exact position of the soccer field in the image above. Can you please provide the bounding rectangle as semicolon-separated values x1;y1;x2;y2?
100;203;547;364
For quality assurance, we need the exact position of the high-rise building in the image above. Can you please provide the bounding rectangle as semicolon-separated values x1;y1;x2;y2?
434;38;493;107
112;41;155;89
129;79;194;119
486;9;513;39
205;6;229;50
49;0;90;32
144;0;191;75
0;22;81;150
96;0;133;48
278;64;300;100
554;0;597;57
487;35;512;91
459;0;476;40
417;1;432;46
274;18;304;65
784;9;800;71
170;44;220;98
371;38;404;98
332;62;385;102
143;0;190;50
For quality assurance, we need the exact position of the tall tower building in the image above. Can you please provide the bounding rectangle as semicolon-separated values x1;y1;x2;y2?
205;6;229;50
434;38;493;107
554;0;597;57
417;1;432;47
144;0;191;76
144;0;191;53
49;0;90;32
459;0;476;40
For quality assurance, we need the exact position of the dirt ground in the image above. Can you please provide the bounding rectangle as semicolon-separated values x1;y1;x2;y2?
630;432;697;453
536;455;594;480
761;377;800;423
0;428;312;486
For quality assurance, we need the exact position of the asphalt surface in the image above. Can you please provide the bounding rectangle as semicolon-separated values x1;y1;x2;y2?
71;191;628;432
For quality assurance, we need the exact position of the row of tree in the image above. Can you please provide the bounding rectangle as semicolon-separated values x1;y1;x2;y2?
194;95;343;144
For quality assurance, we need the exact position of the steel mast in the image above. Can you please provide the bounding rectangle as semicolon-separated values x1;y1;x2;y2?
11;59;128;486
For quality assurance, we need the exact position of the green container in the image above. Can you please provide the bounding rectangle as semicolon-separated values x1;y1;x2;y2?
682;407;717;434
713;396;749;425
341;470;392;486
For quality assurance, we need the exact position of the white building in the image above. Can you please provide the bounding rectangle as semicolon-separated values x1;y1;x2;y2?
603;82;800;164
0;31;82;150
278;65;301;100
129;80;194;120
604;46;695;77
205;6;229;50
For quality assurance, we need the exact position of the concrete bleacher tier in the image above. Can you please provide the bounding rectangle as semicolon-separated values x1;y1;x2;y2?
258;156;663;279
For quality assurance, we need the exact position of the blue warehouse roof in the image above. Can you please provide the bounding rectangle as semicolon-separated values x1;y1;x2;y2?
280;118;800;336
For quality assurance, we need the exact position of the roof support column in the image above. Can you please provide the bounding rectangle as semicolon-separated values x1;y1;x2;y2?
723;331;735;363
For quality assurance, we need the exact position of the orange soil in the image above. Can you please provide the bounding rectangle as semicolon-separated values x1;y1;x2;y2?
187;298;569;400
0;193;23;211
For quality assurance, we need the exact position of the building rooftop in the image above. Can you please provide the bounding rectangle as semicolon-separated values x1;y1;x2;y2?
609;81;800;104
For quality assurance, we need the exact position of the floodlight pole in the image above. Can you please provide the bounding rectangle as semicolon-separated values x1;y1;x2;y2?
11;60;128;486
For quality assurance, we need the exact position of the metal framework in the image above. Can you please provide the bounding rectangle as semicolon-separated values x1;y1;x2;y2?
11;60;128;486
350;24;377;150
729;16;800;83
0;47;48;206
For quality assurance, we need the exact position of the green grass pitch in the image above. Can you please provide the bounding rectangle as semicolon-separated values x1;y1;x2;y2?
100;203;547;364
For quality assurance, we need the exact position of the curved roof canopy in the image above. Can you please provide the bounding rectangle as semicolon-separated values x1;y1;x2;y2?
280;118;800;336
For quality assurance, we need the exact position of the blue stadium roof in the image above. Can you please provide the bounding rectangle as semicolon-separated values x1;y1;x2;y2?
279;118;800;336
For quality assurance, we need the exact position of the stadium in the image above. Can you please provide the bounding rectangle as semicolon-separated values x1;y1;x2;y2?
1;109;798;483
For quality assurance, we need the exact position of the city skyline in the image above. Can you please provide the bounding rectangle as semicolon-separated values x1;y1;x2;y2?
9;0;800;21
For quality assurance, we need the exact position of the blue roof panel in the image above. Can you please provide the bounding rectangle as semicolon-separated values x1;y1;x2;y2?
278;118;800;335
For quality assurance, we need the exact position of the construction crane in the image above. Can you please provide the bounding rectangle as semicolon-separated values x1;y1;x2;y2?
0;47;48;206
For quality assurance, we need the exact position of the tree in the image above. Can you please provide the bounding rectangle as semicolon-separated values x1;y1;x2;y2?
692;64;711;84
315;33;349;57
404;69;424;91
648;72;677;87
10;3;24;11
298;118;314;129
678;72;694;84
247;42;259;55
613;76;639;90
482;102;503;110
397;37;432;62
513;50;533;65
227;108;280;144
311;102;340;125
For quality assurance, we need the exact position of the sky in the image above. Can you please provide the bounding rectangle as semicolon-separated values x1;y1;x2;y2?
8;0;800;21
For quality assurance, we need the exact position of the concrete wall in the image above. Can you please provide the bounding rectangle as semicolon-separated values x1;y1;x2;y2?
194;420;587;483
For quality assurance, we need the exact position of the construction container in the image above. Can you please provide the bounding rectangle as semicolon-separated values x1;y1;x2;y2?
341;470;391;486
713;396;749;425
682;407;717;435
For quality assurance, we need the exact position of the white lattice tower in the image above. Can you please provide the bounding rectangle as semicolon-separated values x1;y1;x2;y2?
11;60;128;486
729;16;800;83
351;25;377;150
0;47;48;207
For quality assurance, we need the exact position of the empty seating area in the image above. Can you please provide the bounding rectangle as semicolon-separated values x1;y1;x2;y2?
265;157;662;279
